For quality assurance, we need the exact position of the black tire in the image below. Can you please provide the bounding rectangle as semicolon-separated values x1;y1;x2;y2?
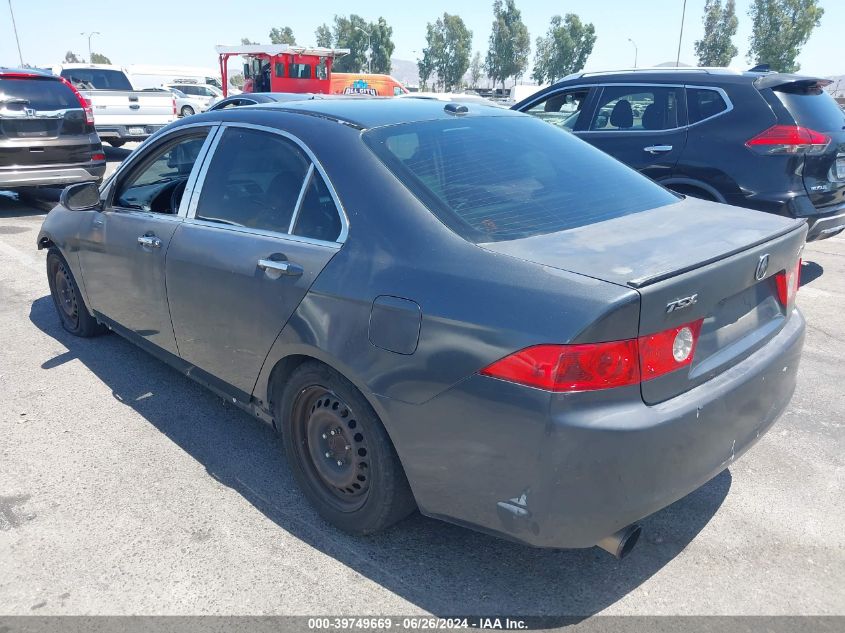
277;361;416;534
180;105;195;117
46;249;106;337
107;140;125;148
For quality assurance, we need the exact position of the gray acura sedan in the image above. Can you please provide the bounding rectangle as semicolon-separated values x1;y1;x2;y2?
37;99;806;558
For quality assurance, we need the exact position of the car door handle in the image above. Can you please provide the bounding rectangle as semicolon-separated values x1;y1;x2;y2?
644;145;673;154
137;235;162;249
257;258;303;276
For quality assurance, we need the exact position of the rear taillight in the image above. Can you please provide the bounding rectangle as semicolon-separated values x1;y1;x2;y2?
775;259;801;311
480;319;704;393
91;152;105;162
745;125;830;155
60;77;94;125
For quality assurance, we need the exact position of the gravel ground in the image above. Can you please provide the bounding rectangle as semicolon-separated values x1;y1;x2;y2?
0;150;843;619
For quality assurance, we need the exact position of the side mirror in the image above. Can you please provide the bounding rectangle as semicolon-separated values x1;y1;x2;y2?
60;181;101;211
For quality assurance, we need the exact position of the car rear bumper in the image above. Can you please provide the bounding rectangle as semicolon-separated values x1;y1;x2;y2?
384;311;805;549
95;124;167;141
0;163;105;187
806;204;845;241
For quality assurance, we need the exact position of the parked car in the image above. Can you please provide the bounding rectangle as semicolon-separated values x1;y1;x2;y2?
160;86;211;118
55;63;176;147
0;68;105;190
163;83;222;115
207;92;321;111
38;99;806;557
514;68;845;241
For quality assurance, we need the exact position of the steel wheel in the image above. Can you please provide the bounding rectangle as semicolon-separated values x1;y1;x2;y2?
291;385;371;512
52;258;79;329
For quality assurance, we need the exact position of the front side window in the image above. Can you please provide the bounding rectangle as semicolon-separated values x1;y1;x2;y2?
195;127;310;234
524;89;590;131
589;86;681;131
114;132;209;213
364;116;679;243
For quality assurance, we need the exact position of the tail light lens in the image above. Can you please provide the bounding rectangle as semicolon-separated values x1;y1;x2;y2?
480;319;704;393
91;152;105;162
746;125;830;155
172;98;177;116
59;77;95;125
775;259;801;311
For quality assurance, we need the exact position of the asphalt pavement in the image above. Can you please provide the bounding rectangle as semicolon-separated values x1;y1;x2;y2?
0;148;843;618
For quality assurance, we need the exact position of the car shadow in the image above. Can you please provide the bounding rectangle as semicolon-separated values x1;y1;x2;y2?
799;260;823;287
0;191;53;216
29;295;730;622
104;146;133;161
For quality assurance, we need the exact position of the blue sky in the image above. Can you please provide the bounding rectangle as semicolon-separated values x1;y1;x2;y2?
3;1;842;78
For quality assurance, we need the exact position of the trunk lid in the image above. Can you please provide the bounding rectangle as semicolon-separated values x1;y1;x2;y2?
481;198;807;403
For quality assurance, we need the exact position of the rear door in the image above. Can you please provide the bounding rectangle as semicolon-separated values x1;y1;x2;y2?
770;80;845;211
0;75;94;168
165;124;346;395
579;84;688;180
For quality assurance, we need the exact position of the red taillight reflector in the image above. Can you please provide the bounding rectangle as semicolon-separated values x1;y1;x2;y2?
745;125;830;155
638;319;703;382
480;340;640;392
775;259;801;310
91;153;105;161
172;98;177;116
59;76;95;125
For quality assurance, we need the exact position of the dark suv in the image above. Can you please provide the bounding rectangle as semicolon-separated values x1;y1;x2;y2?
0;69;105;191
513;68;845;241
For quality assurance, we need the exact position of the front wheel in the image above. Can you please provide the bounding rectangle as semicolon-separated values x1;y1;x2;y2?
46;249;105;337
277;361;416;534
180;105;195;117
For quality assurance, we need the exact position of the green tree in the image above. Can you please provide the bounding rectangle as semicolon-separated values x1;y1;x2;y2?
694;0;738;66
90;52;111;64
469;51;483;88
269;26;296;45
315;24;333;47
417;54;434;91
485;0;530;92
64;51;81;63
329;15;394;74
531;14;596;84
420;13;472;91
240;37;258;45
747;0;824;72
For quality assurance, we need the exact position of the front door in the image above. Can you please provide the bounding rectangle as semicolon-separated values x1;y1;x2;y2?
166;124;345;394
578;84;688;181
76;126;215;355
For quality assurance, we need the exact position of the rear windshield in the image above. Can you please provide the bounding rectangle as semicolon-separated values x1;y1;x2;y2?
60;68;133;91
0;77;79;110
774;86;845;133
363;116;679;242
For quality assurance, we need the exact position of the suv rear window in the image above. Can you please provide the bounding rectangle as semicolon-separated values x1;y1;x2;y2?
364;116;679;243
60;68;133;91
774;85;845;133
0;77;79;110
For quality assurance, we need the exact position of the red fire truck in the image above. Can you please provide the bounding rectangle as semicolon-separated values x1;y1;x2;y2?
216;44;353;97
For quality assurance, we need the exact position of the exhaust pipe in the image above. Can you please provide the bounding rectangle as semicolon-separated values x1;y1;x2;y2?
596;524;642;559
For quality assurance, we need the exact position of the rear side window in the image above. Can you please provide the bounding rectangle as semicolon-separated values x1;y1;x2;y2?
590;86;681;131
773;86;845;132
0;77;78;110
364;116;679;243
686;88;729;124
60;68;132;91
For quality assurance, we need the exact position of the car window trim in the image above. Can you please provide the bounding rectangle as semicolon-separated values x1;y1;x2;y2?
105;123;220;220
185;121;349;245
522;82;733;133
287;163;315;234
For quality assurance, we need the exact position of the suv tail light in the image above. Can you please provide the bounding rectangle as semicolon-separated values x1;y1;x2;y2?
60;77;94;125
745;125;830;155
480;319;704;393
775;259;801;311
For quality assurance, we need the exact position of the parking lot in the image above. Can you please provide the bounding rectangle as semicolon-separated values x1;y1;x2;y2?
0;146;843;618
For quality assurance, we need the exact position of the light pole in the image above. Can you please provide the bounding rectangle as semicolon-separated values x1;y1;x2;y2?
355;26;372;73
7;0;24;66
81;31;100;62
676;0;687;67
627;38;638;68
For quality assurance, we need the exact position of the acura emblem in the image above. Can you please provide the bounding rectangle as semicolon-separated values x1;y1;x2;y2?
755;254;770;281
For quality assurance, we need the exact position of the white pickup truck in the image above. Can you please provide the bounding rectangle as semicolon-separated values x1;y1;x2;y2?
53;64;176;147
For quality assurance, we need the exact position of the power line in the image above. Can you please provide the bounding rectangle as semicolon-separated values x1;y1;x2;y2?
7;0;24;66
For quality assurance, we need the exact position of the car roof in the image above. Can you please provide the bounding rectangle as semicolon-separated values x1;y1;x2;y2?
550;67;824;87
252;97;520;129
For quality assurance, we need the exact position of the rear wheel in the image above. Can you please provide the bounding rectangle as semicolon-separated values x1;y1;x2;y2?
277;361;416;534
180;105;195;117
46;249;105;337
